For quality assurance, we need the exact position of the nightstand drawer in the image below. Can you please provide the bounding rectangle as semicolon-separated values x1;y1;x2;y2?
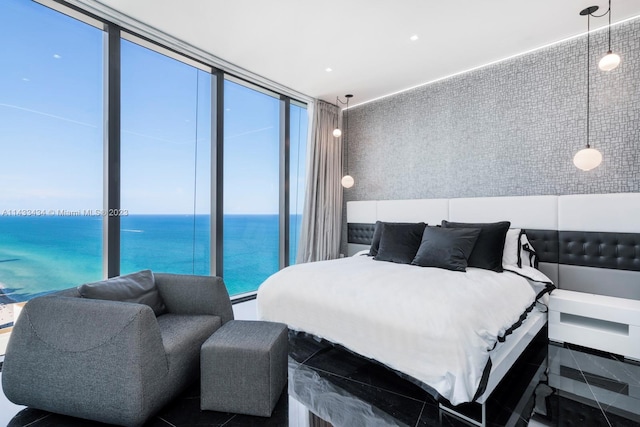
548;289;640;360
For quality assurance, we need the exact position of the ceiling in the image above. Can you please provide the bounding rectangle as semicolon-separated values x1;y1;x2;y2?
92;0;640;108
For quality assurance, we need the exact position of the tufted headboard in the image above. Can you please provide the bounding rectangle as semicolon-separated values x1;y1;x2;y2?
346;193;640;301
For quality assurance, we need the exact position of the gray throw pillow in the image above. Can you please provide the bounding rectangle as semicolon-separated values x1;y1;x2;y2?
412;226;481;272
441;220;511;272
78;269;166;316
374;222;427;264
369;221;427;257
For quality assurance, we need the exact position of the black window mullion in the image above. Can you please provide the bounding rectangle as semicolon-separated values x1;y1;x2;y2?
279;96;291;269
104;24;121;278
212;70;224;277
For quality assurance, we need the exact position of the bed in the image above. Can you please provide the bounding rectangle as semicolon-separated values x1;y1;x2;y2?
257;194;640;426
258;252;551;406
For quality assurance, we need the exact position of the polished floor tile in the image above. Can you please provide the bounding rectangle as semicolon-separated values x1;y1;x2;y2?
290;359;426;427
3;333;640;426
299;344;431;402
544;342;640;426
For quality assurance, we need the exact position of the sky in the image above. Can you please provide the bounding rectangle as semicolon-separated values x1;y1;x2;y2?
0;0;308;216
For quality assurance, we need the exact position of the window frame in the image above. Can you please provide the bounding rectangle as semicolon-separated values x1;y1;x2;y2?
29;0;309;298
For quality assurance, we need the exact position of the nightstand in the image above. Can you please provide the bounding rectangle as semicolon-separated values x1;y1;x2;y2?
548;289;640;361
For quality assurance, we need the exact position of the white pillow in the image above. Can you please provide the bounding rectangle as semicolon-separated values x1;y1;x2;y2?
352;249;371;257
503;264;554;303
503;228;538;269
519;233;537;268
502;228;521;268
503;264;552;284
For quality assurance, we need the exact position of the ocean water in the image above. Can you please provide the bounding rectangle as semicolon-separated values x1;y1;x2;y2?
0;214;299;302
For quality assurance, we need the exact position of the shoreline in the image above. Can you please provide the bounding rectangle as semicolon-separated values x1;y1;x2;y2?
0;281;18;305
0;214;283;300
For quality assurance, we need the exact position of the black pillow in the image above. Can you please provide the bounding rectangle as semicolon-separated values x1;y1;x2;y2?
369;221;426;257
369;221;384;256
441;220;511;272
374;222;426;264
78;269;166;316
411;226;481;272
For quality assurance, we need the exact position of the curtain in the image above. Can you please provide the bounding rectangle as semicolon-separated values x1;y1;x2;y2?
297;100;343;263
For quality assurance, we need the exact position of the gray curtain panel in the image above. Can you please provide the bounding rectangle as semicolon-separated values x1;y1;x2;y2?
297;100;343;263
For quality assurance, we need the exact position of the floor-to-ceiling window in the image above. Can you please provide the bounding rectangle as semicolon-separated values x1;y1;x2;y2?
0;0;309;314
289;102;309;265
0;0;104;304
223;80;280;295
120;38;212;275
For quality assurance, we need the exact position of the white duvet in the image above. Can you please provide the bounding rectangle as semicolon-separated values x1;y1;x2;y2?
257;255;538;405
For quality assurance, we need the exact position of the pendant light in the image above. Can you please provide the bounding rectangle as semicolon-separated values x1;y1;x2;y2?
332;98;342;137
335;94;354;188
574;7;603;171
598;0;621;71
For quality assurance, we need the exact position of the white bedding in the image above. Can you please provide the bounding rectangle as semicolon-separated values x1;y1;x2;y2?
257;255;541;405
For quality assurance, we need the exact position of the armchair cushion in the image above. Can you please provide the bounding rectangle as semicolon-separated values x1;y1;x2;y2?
157;314;222;391
155;273;233;322
78;269;166;316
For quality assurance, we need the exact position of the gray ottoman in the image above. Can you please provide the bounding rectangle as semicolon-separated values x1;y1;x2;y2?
201;320;288;417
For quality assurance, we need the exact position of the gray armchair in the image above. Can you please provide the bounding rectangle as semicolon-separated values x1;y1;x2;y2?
1;272;233;427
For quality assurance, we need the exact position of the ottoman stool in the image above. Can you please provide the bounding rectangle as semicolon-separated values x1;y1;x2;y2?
201;320;288;417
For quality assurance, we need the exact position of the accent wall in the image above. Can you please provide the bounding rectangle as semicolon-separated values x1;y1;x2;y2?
344;18;640;204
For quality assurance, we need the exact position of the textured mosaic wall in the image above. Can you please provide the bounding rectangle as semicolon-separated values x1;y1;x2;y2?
344;19;640;205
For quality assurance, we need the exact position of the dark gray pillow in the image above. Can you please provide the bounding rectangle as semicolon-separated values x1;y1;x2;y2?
411;226;481;272
374;222;426;264
78;269;166;316
369;221;384;256
369;221;426;257
441;220;511;272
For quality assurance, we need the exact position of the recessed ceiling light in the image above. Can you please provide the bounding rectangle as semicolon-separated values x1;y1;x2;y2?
53;54;62;59
410;35;419;41
325;67;333;72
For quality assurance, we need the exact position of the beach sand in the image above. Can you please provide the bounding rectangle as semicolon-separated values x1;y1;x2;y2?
0;281;17;329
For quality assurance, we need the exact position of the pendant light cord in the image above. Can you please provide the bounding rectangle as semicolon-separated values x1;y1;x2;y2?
344;97;349;174
586;14;591;149
335;95;352;176
608;0;612;52
588;4;610;18
587;0;612;52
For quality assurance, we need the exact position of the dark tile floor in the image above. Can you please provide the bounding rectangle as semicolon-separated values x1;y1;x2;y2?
1;330;640;426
